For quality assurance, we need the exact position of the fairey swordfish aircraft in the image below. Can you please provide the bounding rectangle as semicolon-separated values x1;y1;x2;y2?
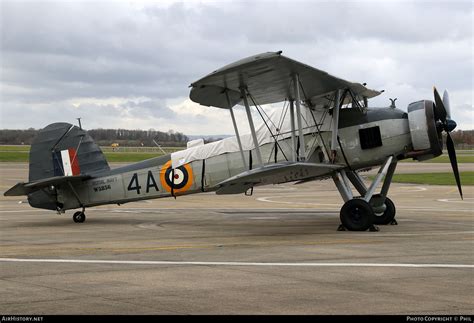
4;51;463;231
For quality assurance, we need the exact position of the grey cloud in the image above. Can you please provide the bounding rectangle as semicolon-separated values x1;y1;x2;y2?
121;100;177;119
0;98;177;130
0;0;472;131
151;1;472;44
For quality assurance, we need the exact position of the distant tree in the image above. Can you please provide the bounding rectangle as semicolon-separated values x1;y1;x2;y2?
0;127;189;146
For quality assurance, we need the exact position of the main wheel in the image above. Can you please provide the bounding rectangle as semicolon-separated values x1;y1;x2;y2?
73;211;86;223
340;199;375;231
370;194;396;225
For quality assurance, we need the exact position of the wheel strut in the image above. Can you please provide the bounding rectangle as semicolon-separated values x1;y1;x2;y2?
332;156;399;231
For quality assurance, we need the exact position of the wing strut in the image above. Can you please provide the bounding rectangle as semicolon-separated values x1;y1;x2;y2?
293;74;306;161
330;89;342;161
225;90;248;169
289;100;297;162
240;87;263;167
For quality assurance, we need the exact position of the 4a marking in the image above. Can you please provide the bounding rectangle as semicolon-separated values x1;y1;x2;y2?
127;171;159;194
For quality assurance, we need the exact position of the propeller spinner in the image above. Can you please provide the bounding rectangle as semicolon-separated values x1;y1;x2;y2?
433;87;462;199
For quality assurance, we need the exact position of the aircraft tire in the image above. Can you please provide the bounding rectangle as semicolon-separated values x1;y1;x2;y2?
73;211;86;223
371;195;396;225
340;199;375;231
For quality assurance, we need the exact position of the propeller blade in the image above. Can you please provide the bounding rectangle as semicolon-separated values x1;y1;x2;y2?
442;90;451;120
433;86;447;122
446;132;463;199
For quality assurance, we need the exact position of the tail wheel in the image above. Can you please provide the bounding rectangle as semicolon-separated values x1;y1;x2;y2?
370;194;396;225
340;199;375;231
73;211;86;223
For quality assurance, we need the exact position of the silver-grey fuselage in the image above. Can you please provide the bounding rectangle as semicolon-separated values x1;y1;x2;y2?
57;107;411;210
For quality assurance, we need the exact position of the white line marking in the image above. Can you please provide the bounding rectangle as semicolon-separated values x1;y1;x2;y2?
398;186;427;192
0;258;472;269
372;230;474;237
399;207;473;213
256;196;339;207
255;187;297;192
438;198;474;204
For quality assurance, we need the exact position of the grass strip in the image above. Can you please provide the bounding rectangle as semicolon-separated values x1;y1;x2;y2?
400;155;474;163
390;172;473;186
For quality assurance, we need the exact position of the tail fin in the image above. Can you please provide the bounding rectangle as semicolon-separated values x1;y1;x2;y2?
25;122;109;210
29;122;109;180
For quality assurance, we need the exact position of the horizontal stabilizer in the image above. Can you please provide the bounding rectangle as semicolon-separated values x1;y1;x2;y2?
216;162;343;195
3;175;90;196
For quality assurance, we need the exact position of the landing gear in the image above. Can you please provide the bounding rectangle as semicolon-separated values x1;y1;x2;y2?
73;211;86;223
340;199;375;231
370;194;396;225
65;182;87;223
332;156;398;231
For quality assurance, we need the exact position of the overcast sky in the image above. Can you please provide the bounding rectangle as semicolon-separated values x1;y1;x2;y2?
1;0;472;135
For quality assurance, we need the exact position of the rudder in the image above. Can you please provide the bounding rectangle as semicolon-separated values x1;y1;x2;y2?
28;123;110;210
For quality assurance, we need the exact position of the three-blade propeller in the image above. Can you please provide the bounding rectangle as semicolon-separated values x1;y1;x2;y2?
433;87;463;199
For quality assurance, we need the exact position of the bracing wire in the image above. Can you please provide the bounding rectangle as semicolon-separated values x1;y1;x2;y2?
247;93;289;162
297;79;332;161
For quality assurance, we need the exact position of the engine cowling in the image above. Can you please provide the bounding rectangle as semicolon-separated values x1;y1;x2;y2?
407;100;443;161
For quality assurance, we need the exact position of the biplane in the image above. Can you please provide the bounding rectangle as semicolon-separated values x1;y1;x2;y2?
4;51;462;231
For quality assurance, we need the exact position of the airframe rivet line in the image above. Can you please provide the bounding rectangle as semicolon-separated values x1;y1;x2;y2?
0;258;472;269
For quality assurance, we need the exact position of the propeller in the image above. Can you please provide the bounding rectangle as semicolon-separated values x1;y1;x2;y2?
433;87;463;199
442;90;452;120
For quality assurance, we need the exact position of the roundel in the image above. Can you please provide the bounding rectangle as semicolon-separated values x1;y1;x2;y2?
160;160;193;194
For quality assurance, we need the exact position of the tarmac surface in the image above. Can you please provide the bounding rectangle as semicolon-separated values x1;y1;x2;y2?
0;162;473;314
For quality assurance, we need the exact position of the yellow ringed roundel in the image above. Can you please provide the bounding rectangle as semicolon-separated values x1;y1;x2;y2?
159;160;193;194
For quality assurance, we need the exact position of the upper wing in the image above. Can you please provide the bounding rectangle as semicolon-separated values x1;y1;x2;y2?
215;162;343;195
190;51;380;109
